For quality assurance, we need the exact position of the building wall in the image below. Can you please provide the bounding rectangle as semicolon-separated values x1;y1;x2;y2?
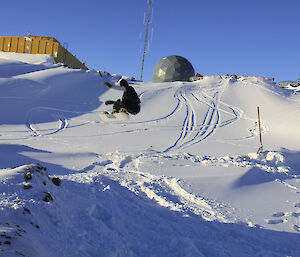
0;36;88;70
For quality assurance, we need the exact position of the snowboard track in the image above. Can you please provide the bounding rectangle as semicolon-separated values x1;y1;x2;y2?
163;80;238;152
25;107;89;137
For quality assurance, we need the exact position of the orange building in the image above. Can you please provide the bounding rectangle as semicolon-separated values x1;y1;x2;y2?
0;35;88;70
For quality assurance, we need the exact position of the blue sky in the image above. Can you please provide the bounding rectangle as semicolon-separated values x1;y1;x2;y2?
1;0;300;82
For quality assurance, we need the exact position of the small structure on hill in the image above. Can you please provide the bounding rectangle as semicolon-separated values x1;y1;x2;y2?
279;80;300;88
152;55;195;82
189;73;205;82
0;35;88;70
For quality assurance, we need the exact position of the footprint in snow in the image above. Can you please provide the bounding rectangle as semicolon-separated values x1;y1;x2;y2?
266;219;285;225
99;160;114;166
292;212;300;218
106;167;117;172
119;156;133;169
293;225;300;232
272;212;285;218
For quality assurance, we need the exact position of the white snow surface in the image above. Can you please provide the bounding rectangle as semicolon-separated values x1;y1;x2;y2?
0;52;300;256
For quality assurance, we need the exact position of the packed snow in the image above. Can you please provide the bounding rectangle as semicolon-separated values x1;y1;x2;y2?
0;52;300;257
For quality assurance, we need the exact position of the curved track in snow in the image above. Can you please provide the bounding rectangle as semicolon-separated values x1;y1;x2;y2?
162;79;241;152
25;107;71;137
24;107;90;137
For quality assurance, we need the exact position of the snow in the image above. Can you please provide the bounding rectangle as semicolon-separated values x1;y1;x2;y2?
0;52;300;256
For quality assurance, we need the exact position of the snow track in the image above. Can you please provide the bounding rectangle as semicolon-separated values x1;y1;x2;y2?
69;151;236;223
163;78;239;152
27;117;69;137
26;108;70;137
67;149;300;232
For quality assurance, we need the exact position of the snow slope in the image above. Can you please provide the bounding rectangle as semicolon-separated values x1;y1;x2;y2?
0;52;300;256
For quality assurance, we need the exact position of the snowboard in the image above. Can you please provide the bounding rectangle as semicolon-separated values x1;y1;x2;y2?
99;112;130;122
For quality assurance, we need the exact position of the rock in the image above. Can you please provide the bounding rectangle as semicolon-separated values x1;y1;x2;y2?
23;184;32;190
52;177;61;186
23;207;31;214
43;192;53;202
24;172;32;181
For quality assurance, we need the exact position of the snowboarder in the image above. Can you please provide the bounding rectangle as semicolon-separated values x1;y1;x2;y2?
103;79;141;115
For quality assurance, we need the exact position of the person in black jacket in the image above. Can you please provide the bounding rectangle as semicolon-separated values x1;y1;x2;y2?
103;79;141;115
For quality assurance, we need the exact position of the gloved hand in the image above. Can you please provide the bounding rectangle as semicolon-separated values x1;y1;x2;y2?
105;100;115;105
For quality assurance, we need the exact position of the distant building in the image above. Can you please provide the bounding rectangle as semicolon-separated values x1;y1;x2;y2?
152;55;195;82
279;80;300;88
0;35;88;70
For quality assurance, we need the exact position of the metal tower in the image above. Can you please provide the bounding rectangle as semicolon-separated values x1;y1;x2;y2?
140;0;153;81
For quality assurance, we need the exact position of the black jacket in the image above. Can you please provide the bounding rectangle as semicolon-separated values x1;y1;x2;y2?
113;79;141;114
122;85;141;105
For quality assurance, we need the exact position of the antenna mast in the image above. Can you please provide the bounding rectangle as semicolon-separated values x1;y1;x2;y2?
140;0;153;81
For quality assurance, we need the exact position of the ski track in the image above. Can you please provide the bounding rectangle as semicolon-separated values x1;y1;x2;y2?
163;79;237;152
132;98;181;125
18;78;242;146
129;87;182;125
26;117;69;137
24;107;89;137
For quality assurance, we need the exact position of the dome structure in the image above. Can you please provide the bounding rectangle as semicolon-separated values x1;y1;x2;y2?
152;55;195;82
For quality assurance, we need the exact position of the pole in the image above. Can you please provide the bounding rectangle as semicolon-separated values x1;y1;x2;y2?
257;106;263;153
140;0;152;81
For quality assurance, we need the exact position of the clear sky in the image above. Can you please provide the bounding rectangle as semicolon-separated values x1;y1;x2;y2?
1;0;300;82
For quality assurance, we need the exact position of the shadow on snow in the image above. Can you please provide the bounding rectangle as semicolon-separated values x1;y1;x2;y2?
27;174;300;257
0;62;109;125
